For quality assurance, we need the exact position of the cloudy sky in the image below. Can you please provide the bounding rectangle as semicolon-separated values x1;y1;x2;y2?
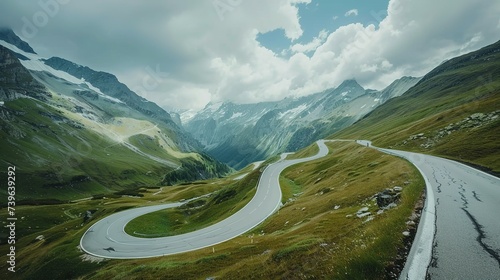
1;0;499;112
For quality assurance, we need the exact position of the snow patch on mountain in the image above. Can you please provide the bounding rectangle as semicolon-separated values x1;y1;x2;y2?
180;109;198;123
205;101;224;112
229;112;243;120
184;77;420;169
278;104;307;120
0;40;122;104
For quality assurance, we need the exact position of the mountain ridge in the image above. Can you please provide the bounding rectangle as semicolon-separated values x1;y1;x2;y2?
42;56;201;152
0;29;231;200
0;27;36;54
185;76;420;168
336;39;500;173
0;44;48;101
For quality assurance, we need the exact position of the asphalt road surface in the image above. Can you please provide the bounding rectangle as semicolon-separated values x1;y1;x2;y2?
357;141;500;280
80;140;332;259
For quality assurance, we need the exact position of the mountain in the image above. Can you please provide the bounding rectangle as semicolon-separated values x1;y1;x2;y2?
0;30;230;200
0;45;48;101
0;27;36;54
378;76;421;102
42;56;199;152
185;77;420;169
336;39;500;174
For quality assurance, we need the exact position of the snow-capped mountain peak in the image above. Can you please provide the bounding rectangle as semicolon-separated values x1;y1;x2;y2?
184;77;420;169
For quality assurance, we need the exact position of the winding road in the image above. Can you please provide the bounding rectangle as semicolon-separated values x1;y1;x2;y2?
81;139;500;279
80;140;332;259
357;141;500;280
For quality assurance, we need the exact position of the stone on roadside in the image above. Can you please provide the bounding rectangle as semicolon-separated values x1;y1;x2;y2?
376;194;395;208
364;216;374;223
393;186;403;192
357;212;371;218
357;207;369;214
385;203;398;209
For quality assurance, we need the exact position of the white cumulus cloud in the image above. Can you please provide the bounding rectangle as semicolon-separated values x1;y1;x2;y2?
0;0;499;111
290;29;329;54
345;9;359;17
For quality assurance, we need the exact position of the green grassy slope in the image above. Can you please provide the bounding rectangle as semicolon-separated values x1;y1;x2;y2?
126;168;260;237
0;96;231;201
0;98;178;200
0;141;424;280
335;40;500;174
0;45;231;201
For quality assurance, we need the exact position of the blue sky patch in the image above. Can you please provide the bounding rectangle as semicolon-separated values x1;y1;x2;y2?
257;0;389;55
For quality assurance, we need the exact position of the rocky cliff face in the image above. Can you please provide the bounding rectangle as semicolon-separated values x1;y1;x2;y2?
0;45;49;101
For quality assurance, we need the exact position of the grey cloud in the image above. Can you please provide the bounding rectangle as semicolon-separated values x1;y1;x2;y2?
0;0;499;111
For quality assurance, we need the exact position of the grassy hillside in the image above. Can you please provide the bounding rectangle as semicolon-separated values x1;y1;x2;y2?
126;167;260;237
0;98;231;201
0;90;230;201
0;141;424;279
0;98;178;200
0;45;231;201
335;40;500;174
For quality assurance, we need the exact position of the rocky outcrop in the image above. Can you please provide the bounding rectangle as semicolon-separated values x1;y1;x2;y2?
436;111;499;137
0;45;49;101
356;207;371;218
375;187;402;208
400;110;500;149
0;88;24;101
0;106;27;138
347;186;404;224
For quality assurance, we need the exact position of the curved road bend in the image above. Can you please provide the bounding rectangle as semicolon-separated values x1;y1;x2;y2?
357;140;500;280
81;140;333;259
